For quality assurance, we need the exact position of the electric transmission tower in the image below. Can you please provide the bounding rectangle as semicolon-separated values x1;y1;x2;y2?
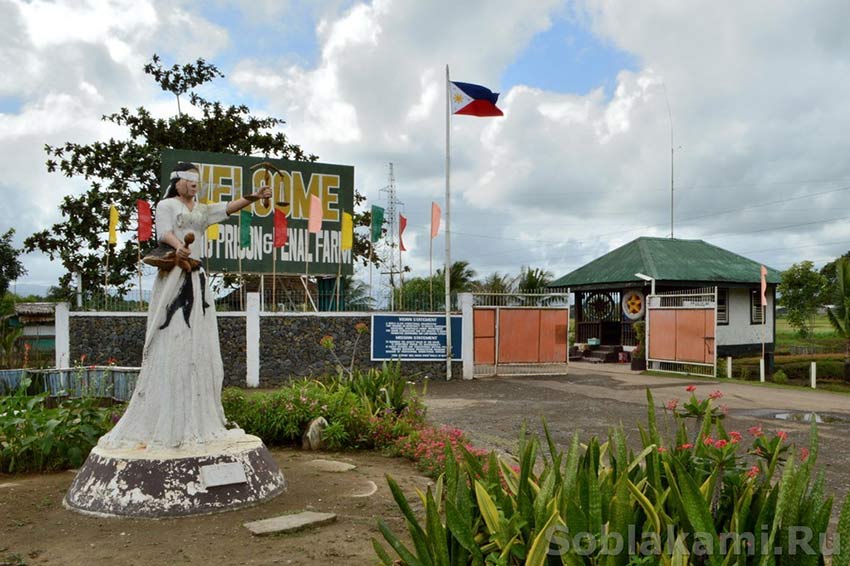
379;163;404;310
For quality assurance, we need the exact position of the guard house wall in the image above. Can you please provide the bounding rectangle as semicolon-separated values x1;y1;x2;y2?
715;287;774;355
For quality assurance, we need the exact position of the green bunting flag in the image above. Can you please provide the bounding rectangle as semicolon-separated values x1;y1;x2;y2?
239;210;252;248
370;204;384;243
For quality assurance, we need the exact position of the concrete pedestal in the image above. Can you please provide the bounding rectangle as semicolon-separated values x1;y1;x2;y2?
64;435;285;518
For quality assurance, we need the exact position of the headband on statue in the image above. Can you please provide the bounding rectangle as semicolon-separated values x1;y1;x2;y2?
170;170;199;182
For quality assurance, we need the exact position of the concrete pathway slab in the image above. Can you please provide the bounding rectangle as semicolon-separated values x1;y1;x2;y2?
244;511;337;536
306;459;356;472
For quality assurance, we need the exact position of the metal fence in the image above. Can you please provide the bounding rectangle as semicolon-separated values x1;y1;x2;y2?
0;366;139;401
471;291;570;308
72;286;460;313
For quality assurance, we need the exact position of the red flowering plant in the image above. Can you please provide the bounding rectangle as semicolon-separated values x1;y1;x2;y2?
668;384;726;422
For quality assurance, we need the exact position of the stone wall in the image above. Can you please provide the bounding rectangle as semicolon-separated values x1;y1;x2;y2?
258;316;459;387
70;315;146;366
219;317;247;388
68;313;460;387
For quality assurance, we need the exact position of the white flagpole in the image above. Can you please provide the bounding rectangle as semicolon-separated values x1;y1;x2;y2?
444;64;453;380
429;218;433;312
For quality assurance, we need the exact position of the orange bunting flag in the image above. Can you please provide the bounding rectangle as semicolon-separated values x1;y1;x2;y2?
308;195;322;234
399;213;408;252
136;200;152;242
108;205;118;244
760;265;767;306
430;202;441;239
274;207;288;248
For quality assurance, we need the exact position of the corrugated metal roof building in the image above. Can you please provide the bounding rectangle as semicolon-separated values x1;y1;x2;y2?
549;237;778;358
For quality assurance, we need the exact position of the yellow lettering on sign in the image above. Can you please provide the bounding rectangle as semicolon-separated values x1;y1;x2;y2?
321;175;340;222
199;164;242;204
290;171;321;220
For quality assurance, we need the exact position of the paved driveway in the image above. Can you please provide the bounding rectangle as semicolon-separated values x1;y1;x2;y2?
424;367;850;499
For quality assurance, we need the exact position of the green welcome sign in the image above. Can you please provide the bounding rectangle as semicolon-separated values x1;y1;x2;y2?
161;149;355;276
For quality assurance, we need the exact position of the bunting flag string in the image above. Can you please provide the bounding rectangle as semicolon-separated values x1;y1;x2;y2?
341;212;353;250
399;214;408;252
430;202;440;239
273;207;288;248
370;205;384;242
136;200;152;242
108;205;119;245
239;210;252;248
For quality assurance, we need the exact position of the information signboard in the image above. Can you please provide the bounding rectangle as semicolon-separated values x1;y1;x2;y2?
371;314;462;361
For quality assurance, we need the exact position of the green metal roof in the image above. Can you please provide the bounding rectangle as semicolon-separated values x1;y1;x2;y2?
549;237;782;288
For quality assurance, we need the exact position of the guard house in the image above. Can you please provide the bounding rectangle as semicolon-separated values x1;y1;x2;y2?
548;237;781;358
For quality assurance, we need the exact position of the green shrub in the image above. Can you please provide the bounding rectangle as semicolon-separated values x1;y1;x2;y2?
222;380;373;450
0;378;121;473
772;369;789;384
221;365;426;451
375;386;848;565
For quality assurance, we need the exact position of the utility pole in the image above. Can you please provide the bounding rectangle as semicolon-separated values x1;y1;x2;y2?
664;84;674;238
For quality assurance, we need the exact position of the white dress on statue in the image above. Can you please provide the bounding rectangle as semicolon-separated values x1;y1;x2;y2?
99;198;242;450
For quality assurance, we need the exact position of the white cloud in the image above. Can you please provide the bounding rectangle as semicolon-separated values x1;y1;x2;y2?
5;0;850;292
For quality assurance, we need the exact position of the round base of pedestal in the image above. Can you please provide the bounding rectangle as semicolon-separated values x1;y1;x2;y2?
63;435;286;518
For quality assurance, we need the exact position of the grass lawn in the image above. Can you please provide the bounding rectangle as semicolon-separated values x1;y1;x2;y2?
775;314;845;353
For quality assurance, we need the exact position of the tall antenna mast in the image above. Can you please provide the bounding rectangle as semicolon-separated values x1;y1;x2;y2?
379;163;404;309
663;84;674;238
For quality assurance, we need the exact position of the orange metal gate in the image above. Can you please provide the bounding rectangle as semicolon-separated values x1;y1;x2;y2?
646;288;717;376
473;307;569;375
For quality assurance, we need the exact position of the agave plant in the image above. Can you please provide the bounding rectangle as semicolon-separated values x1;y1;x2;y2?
375;388;849;565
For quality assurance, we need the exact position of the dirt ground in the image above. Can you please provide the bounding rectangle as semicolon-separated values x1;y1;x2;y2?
0;450;430;566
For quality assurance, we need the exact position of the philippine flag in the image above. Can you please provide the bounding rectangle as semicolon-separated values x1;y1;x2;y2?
450;81;503;117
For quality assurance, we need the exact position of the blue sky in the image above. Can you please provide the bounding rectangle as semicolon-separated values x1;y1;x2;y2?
502;12;637;97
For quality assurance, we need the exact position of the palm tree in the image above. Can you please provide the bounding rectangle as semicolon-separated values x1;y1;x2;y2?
516;266;553;293
825;258;850;381
472;272;517;294
435;261;477;293
340;275;375;311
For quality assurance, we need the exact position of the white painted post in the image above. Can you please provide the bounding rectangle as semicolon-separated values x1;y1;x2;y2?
246;293;260;388
75;273;83;309
460;293;474;380
810;362;816;389
759;359;765;383
726;356;732;379
54;302;70;369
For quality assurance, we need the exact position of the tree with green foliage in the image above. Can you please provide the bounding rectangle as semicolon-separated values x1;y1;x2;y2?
825;258;850;381
515;265;553;292
778;260;826;338
395;275;442;311
472;272;516;294
24;54;374;298
819;250;850;305
339;275;374;310
435;260;477;293
0;229;27;296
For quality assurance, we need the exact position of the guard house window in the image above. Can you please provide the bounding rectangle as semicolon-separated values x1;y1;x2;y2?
717;288;728;325
750;288;765;325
